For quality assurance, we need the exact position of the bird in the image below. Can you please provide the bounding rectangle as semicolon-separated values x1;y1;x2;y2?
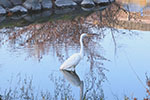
60;33;97;71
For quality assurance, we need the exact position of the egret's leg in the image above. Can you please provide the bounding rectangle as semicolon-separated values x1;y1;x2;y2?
70;66;75;72
73;66;75;72
71;68;74;72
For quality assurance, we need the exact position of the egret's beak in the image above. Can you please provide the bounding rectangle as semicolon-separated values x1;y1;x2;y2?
87;33;98;37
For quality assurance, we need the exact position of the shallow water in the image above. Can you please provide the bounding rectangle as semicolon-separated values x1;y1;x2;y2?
0;1;150;100
0;27;150;100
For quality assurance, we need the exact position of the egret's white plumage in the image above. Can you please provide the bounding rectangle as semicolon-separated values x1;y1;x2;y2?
60;33;89;70
60;53;81;70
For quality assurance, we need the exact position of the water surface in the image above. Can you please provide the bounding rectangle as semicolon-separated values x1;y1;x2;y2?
0;1;150;100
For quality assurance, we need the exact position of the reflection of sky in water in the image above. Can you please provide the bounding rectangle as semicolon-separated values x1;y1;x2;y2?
0;28;150;99
102;29;150;99
123;2;150;16
123;3;143;12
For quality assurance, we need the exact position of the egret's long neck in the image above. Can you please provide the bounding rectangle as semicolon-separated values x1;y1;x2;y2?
79;35;84;58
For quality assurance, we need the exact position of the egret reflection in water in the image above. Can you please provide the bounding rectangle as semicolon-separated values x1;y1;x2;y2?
60;70;84;100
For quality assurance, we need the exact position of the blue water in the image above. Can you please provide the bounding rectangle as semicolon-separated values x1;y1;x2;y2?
0;27;150;99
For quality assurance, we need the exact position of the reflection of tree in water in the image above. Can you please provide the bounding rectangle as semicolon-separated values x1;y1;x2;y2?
49;73;75;100
0;64;106;100
0;74;75;100
83;69;107;100
1;75;35;100
1;17;89;61
0;17;106;63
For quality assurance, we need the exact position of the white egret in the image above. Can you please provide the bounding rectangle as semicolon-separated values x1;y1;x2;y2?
60;33;96;70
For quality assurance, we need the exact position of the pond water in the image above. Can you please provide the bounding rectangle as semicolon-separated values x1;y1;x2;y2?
0;1;150;100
